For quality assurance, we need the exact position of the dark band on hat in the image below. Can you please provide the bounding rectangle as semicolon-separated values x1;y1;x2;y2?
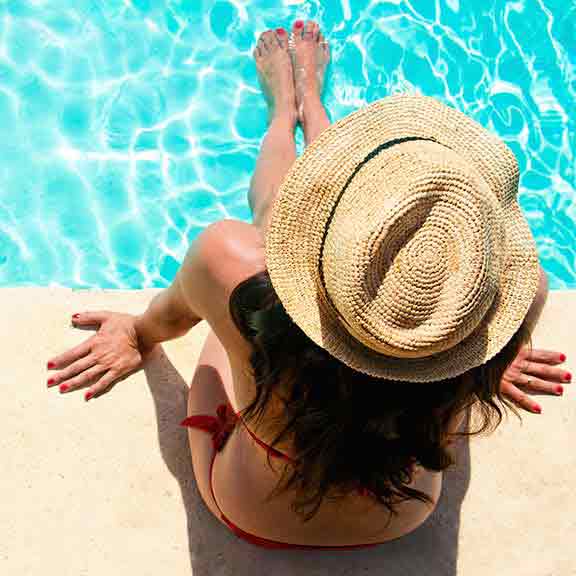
317;136;440;343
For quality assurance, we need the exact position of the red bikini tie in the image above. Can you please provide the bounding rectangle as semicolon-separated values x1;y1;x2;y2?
180;404;238;452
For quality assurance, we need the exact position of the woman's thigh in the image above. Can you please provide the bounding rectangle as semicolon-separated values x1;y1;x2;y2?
186;329;233;520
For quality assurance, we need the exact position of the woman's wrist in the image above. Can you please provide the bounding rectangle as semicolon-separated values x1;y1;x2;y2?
133;289;198;350
133;313;160;352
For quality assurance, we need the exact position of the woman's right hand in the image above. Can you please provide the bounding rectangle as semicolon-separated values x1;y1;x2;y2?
47;311;156;402
499;346;570;414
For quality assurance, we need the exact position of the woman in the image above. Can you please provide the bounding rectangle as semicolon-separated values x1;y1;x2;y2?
47;21;570;549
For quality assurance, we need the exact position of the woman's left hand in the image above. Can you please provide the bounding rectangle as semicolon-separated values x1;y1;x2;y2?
46;311;156;401
499;346;570;414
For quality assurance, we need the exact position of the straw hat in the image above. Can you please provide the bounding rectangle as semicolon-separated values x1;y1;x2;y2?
264;95;541;383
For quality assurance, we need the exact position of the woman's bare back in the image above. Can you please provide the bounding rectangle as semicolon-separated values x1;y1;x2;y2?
188;218;445;546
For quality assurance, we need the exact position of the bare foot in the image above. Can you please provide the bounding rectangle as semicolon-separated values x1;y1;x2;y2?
289;20;330;125
254;28;298;126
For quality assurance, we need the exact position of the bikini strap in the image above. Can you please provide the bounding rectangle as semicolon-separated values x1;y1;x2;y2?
232;408;295;464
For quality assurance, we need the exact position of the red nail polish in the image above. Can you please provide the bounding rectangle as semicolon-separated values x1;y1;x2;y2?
47;378;55;387
72;313;80;319
295;20;304;28
85;391;93;401
47;361;56;369
556;386;564;395
276;28;285;35
564;372;572;382
560;354;566;362
59;384;69;393
533;405;542;414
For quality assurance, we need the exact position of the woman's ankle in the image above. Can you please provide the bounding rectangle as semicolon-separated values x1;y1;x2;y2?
269;108;298;131
300;94;330;144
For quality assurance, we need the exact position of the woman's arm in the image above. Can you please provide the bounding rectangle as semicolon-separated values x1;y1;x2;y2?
134;222;225;350
523;264;549;335
134;272;202;352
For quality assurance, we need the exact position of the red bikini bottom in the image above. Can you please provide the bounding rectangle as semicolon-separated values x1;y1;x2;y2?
180;403;384;551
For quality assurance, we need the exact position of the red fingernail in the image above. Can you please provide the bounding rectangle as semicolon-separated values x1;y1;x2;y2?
72;313;80;319
276;28;285;35
564;372;572;382
85;391;93;401
533;405;542;414
295;20;304;28
556;386;564;395
47;361;56;369
59;384;69;393
560;354;566;362
47;378;55;387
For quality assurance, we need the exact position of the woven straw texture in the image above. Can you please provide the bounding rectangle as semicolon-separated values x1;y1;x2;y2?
265;95;541;383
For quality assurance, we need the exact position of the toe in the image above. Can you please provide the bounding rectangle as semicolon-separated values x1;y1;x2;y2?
275;27;288;49
303;20;316;40
257;33;268;53
312;22;321;42
293;19;305;40
319;32;330;57
262;29;278;50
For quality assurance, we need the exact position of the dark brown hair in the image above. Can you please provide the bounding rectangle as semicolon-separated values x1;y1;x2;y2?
229;268;532;522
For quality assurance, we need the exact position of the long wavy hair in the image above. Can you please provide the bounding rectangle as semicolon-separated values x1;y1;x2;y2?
229;268;532;522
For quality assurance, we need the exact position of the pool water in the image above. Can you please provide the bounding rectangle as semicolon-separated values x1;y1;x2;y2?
0;0;574;289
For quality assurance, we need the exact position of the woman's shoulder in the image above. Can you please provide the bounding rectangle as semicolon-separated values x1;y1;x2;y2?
198;219;266;356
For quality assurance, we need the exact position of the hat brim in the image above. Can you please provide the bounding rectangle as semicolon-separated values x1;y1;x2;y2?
264;95;541;383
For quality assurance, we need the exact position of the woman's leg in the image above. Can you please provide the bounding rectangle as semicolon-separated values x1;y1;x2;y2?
249;28;298;232
249;21;332;234
293;20;331;146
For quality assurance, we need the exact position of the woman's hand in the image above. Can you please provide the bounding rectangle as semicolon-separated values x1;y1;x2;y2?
46;311;156;401
500;346;570;414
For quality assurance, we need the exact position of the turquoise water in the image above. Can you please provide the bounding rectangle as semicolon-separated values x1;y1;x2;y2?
0;0;574;289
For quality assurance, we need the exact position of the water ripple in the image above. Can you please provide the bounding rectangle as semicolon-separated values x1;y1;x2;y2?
0;0;573;289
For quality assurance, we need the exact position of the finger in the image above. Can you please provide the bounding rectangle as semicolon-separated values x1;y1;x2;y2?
253;46;260;59
71;311;111;327
58;363;108;393
503;384;542;414
518;373;565;396
521;360;570;383
47;338;93;370
47;354;97;387
85;370;120;401
525;348;567;365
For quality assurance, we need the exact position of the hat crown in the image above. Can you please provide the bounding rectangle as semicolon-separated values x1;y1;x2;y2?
320;141;506;359
265;94;541;382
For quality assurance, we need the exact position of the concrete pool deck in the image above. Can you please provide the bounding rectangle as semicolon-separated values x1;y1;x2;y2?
2;287;575;575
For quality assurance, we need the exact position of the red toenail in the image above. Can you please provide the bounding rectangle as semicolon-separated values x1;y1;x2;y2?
295;20;304;28
276;28;285;35
564;372;572;381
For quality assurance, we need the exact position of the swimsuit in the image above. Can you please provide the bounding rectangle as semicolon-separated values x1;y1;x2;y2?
180;403;386;550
